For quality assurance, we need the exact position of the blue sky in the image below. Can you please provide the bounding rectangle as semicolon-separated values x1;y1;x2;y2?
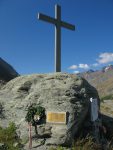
0;0;113;74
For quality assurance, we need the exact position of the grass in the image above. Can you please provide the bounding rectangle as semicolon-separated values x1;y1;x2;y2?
49;146;67;150
49;136;113;150
101;94;113;101
0;123;113;150
72;136;101;150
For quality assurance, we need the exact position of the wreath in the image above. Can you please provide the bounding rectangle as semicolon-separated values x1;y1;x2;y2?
25;103;45;126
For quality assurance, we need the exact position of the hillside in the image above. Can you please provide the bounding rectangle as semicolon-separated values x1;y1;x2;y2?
80;65;113;98
0;57;19;82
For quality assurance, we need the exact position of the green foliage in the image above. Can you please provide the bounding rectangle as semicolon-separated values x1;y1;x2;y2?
35;105;45;116
101;94;113;101
57;147;66;150
0;122;21;150
25;103;45;125
49;147;66;150
49;148;56;150
21;137;28;145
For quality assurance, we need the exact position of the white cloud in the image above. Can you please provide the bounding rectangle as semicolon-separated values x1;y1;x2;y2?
68;63;90;71
68;52;113;72
73;70;80;74
78;64;90;69
68;65;78;70
92;63;99;67
97;53;113;64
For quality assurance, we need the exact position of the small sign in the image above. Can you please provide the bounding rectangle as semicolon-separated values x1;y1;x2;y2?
47;111;66;124
90;98;98;121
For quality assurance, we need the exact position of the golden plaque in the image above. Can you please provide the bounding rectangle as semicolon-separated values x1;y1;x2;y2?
47;111;66;124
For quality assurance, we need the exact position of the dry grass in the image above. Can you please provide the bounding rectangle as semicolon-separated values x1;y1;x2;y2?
49;136;106;150
100;101;113;117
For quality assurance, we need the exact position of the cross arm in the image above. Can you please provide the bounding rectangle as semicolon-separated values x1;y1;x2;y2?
38;13;57;25
61;21;75;30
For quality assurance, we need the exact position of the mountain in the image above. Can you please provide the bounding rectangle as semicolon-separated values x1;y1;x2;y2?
0;57;19;83
80;65;113;98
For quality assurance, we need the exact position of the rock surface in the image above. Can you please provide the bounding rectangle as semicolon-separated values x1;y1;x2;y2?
0;73;100;149
0;57;19;82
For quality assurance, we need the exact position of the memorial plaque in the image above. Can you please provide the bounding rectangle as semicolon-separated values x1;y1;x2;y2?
47;112;66;124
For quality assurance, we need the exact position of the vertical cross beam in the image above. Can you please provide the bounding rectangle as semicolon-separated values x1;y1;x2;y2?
55;5;61;72
38;4;75;72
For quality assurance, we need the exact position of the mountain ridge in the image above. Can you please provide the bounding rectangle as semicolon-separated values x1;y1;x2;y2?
80;65;113;98
0;57;19;82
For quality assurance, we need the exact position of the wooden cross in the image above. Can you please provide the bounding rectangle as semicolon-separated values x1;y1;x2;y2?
38;4;75;72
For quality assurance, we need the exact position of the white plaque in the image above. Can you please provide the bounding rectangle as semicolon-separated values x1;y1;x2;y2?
90;98;98;121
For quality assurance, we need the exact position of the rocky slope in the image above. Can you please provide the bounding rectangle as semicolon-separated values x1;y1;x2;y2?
0;73;100;149
80;65;113;98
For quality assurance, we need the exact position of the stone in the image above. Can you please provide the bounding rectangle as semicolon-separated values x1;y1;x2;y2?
0;143;7;149
0;143;4;147
0;73;100;149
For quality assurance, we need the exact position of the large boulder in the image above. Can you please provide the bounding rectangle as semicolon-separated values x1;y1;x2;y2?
0;57;19;82
0;73;100;149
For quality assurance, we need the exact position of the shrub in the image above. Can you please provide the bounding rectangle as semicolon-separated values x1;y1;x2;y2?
0;122;21;150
